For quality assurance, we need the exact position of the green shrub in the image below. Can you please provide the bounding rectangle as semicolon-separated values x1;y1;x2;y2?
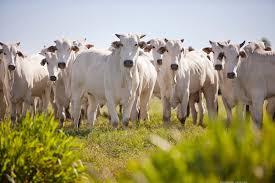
120;119;275;183
0;114;85;183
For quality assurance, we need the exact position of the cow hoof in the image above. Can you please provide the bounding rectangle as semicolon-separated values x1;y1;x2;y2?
198;123;206;128
178;117;186;125
112;121;119;128
59;118;64;128
65;109;71;119
123;119;129;127
11;116;16;123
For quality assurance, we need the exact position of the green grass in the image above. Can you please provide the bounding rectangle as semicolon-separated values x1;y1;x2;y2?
62;98;207;181
1;98;274;182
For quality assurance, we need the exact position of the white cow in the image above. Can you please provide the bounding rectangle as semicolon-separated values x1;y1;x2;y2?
223;41;275;127
0;42;51;124
41;39;93;127
0;44;14;118
145;39;214;125
202;40;247;123
71;34;145;128
130;50;157;121
0;48;7;120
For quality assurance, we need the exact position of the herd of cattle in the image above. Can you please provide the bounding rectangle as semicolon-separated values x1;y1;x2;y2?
0;34;274;129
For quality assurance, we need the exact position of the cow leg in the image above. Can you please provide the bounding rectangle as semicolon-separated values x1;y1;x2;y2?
16;102;23;124
197;99;205;126
221;96;232;124
178;90;189;125
130;97;139;122
266;99;275;122
0;90;6;121
189;95;197;125
251;99;264;129
106;100;119;128
86;94;98;129
42;88;50;116
203;88;217;121
162;96;171;124
122;96;136;127
71;86;83;129
140;88;153;121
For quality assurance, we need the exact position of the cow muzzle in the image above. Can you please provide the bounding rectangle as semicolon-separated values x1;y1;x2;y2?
8;65;16;71
58;62;66;69
227;72;236;79
50;76;57;81
157;59;162;65
214;64;222;71
171;64;178;71
124;60;133;68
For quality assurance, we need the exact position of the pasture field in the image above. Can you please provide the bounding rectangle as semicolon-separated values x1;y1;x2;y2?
1;98;275;182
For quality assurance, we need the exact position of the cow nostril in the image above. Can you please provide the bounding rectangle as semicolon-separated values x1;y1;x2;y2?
124;60;133;68
227;72;236;79
157;59;162;65
8;65;16;71
214;64;222;70
58;62;66;69
171;64;178;71
50;76;57;81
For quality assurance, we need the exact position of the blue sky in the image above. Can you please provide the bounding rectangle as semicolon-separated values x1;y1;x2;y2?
0;0;274;54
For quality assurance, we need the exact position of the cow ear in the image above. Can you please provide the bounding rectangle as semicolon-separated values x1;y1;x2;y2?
71;45;79;52
144;45;154;52
227;40;231;44
17;51;24;58
115;34;122;39
139;34;146;39
217;42;224;48
112;41;123;49
164;38;168;43
0;42;4;46
85;44;94;49
202;47;212;54
188;46;194;51
40;58;47;66
239;41;246;48
239;51;247;58
265;47;272;51
157;46;168;54
138;41;146;49
146;40;151;44
209;40;214;45
16;42;20;47
180;39;184;43
0;49;3;54
47;46;57;52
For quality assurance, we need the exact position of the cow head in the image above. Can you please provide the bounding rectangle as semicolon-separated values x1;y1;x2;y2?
202;40;230;71
48;39;79;69
72;38;94;50
40;46;59;81
244;41;271;54
0;42;24;71
160;39;185;71
144;39;166;70
112;33;146;69
222;41;246;79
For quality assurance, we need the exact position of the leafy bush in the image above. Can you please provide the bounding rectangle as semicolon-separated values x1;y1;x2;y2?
120;119;275;183
0;114;85;182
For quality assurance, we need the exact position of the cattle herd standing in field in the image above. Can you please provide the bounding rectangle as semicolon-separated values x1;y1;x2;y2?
0;34;274;129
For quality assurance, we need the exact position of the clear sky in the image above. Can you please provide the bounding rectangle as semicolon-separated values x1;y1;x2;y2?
0;0;274;54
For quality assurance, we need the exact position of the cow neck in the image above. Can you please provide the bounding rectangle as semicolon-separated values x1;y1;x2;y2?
14;56;24;77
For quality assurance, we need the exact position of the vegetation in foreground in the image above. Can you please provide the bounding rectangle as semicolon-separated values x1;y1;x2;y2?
0;114;85;183
0;99;274;182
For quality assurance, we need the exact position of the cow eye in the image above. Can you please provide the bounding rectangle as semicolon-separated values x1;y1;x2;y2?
3;52;7;55
134;43;138;47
